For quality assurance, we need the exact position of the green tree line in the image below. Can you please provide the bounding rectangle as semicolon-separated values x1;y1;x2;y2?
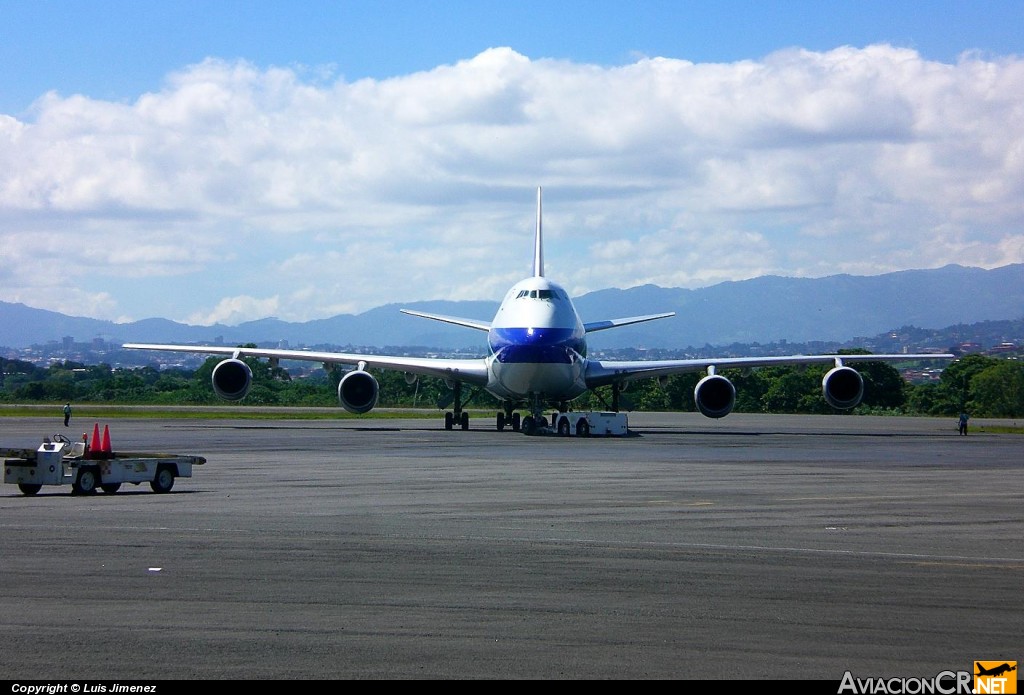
2;353;1021;417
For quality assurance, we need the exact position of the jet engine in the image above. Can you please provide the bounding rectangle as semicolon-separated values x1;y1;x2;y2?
338;369;379;414
211;358;253;401
694;373;736;419
822;366;864;410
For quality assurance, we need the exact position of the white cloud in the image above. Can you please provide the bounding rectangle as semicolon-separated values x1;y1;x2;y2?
1;45;1022;324
186;295;281;327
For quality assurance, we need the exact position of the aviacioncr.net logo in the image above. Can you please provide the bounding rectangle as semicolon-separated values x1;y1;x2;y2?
838;670;972;694
974;661;1017;695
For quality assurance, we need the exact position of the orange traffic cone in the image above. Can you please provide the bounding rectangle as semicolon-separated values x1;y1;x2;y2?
91;423;101;458
101;425;112;455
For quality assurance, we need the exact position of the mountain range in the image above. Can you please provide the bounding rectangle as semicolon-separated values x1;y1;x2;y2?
2;263;1022;350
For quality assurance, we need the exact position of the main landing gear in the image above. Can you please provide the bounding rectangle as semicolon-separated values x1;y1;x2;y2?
444;410;469;431
443;381;470;430
496;408;522;432
494;395;548;434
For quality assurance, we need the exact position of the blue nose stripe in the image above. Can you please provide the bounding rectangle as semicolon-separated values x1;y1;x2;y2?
489;327;584;363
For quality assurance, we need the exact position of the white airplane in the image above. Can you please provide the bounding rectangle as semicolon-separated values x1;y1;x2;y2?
125;188;952;433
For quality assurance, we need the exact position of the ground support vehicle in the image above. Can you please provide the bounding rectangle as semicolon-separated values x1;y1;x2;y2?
3;435;205;496
542;411;629;437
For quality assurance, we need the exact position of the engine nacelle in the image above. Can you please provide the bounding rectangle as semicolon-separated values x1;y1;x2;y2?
694;374;736;419
338;370;379;414
211;358;253;401
822;366;864;410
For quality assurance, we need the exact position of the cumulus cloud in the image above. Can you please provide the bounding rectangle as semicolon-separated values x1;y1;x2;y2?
1;45;1022;323
186;295;281;327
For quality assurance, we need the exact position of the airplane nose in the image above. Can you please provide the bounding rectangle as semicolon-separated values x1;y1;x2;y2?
489;324;583;364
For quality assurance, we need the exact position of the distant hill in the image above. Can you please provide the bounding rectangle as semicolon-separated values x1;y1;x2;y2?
2;263;1022;350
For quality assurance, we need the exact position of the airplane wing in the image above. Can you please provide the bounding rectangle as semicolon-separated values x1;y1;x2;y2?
583;313;675;333
585;353;953;388
122;343;490;386
398;309;491;332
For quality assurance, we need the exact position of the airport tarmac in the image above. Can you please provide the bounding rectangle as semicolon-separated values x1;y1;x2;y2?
0;412;1020;680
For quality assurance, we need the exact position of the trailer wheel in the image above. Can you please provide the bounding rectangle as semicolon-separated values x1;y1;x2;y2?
101;483;121;494
72;468;98;495
151;466;175;493
557;418;571;436
576;420;590;437
18;483;42;496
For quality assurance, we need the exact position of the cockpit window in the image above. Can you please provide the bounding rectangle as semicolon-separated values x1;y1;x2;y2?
516;288;564;300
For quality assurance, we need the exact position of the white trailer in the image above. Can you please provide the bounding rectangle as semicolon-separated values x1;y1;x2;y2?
4;435;205;496
550;411;629;437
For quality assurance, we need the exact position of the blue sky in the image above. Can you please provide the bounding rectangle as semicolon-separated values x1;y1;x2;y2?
1;1;1023;326
4;1;1021;114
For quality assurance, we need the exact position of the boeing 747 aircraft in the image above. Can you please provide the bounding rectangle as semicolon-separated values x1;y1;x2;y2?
125;189;952;434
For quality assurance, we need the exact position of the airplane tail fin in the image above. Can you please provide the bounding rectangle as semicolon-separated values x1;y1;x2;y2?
533;186;544;277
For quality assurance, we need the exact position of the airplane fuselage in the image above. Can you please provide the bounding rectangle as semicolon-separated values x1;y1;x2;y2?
484;276;588;403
